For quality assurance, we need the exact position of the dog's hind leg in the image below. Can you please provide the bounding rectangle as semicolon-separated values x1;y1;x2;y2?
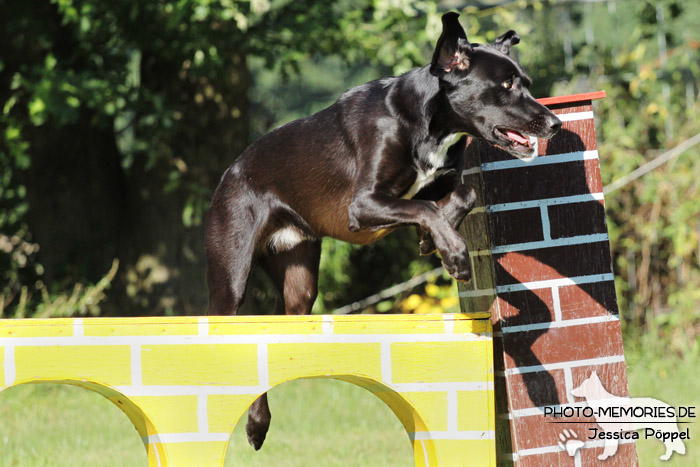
261;238;322;315
245;238;322;450
205;192;262;316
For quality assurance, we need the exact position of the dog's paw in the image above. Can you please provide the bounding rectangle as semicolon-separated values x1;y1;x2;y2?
441;248;471;283
441;185;478;228
456;185;477;210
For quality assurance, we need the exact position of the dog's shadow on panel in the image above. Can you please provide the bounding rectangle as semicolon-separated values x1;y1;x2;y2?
472;127;617;409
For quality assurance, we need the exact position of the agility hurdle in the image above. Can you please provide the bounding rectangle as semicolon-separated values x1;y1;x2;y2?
0;313;495;466
460;92;638;466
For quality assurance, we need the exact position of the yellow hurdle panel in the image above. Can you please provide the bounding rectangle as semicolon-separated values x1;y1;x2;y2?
0;313;495;467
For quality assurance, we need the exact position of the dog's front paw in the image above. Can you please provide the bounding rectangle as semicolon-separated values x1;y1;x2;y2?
441;248;471;283
454;185;477;212
440;185;478;229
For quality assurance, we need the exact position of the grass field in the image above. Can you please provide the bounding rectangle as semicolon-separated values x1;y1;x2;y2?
624;347;700;467
0;379;413;467
0;348;697;466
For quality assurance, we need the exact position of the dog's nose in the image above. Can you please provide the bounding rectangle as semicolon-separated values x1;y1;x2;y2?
547;115;562;135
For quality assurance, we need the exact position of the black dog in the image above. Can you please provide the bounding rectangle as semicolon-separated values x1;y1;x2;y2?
206;12;561;450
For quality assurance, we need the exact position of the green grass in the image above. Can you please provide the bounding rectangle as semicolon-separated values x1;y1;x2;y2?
0;354;697;466
0;379;412;467
624;346;700;466
225;379;412;466
0;383;147;466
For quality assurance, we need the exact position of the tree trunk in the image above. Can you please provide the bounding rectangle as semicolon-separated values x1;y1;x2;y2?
25;111;125;286
25;53;250;316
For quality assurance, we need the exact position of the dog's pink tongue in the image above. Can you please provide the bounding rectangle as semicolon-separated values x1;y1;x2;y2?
506;130;528;145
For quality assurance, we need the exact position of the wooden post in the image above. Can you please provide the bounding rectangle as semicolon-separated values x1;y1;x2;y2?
459;91;639;466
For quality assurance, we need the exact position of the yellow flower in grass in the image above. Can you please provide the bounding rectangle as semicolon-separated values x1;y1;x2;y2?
414;302;434;314
401;294;423;312
440;296;458;309
425;283;440;297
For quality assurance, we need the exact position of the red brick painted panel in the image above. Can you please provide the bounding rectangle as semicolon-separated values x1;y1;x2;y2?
495;243;614;285
547;102;593;114
580;443;638;466
489;208;544;246
559;281;619;319
548;200;608;239
571;362;638;466
505;368;568;412
502;321;625;367
512;411;598;451
494;288;555;325
518;451;576;467
538;120;597;156
570;362;631;400
517;444;637;467
482;159;603;206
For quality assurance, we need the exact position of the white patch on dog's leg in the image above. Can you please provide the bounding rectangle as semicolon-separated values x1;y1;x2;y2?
267;226;310;253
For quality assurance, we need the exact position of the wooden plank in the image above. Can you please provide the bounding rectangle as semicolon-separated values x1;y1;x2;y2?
537;91;606;106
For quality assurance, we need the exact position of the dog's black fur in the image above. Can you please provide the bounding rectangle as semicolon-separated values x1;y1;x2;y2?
206;12;561;450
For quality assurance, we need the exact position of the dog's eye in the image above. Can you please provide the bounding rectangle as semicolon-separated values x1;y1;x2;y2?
502;78;514;90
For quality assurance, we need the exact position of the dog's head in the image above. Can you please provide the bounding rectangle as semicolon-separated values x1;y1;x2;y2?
430;12;561;159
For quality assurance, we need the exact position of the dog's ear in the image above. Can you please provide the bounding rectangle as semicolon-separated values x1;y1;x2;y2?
430;12;472;77
493;30;520;55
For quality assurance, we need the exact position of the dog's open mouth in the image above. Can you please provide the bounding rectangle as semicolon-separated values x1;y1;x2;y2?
493;127;536;157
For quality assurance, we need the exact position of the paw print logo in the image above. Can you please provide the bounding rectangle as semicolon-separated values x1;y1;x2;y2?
558;429;584;457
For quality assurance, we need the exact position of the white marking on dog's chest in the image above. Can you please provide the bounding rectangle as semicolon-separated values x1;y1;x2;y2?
402;133;466;200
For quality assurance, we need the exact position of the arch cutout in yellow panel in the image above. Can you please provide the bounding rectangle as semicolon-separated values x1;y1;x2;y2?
223;377;426;467
0;381;150;466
